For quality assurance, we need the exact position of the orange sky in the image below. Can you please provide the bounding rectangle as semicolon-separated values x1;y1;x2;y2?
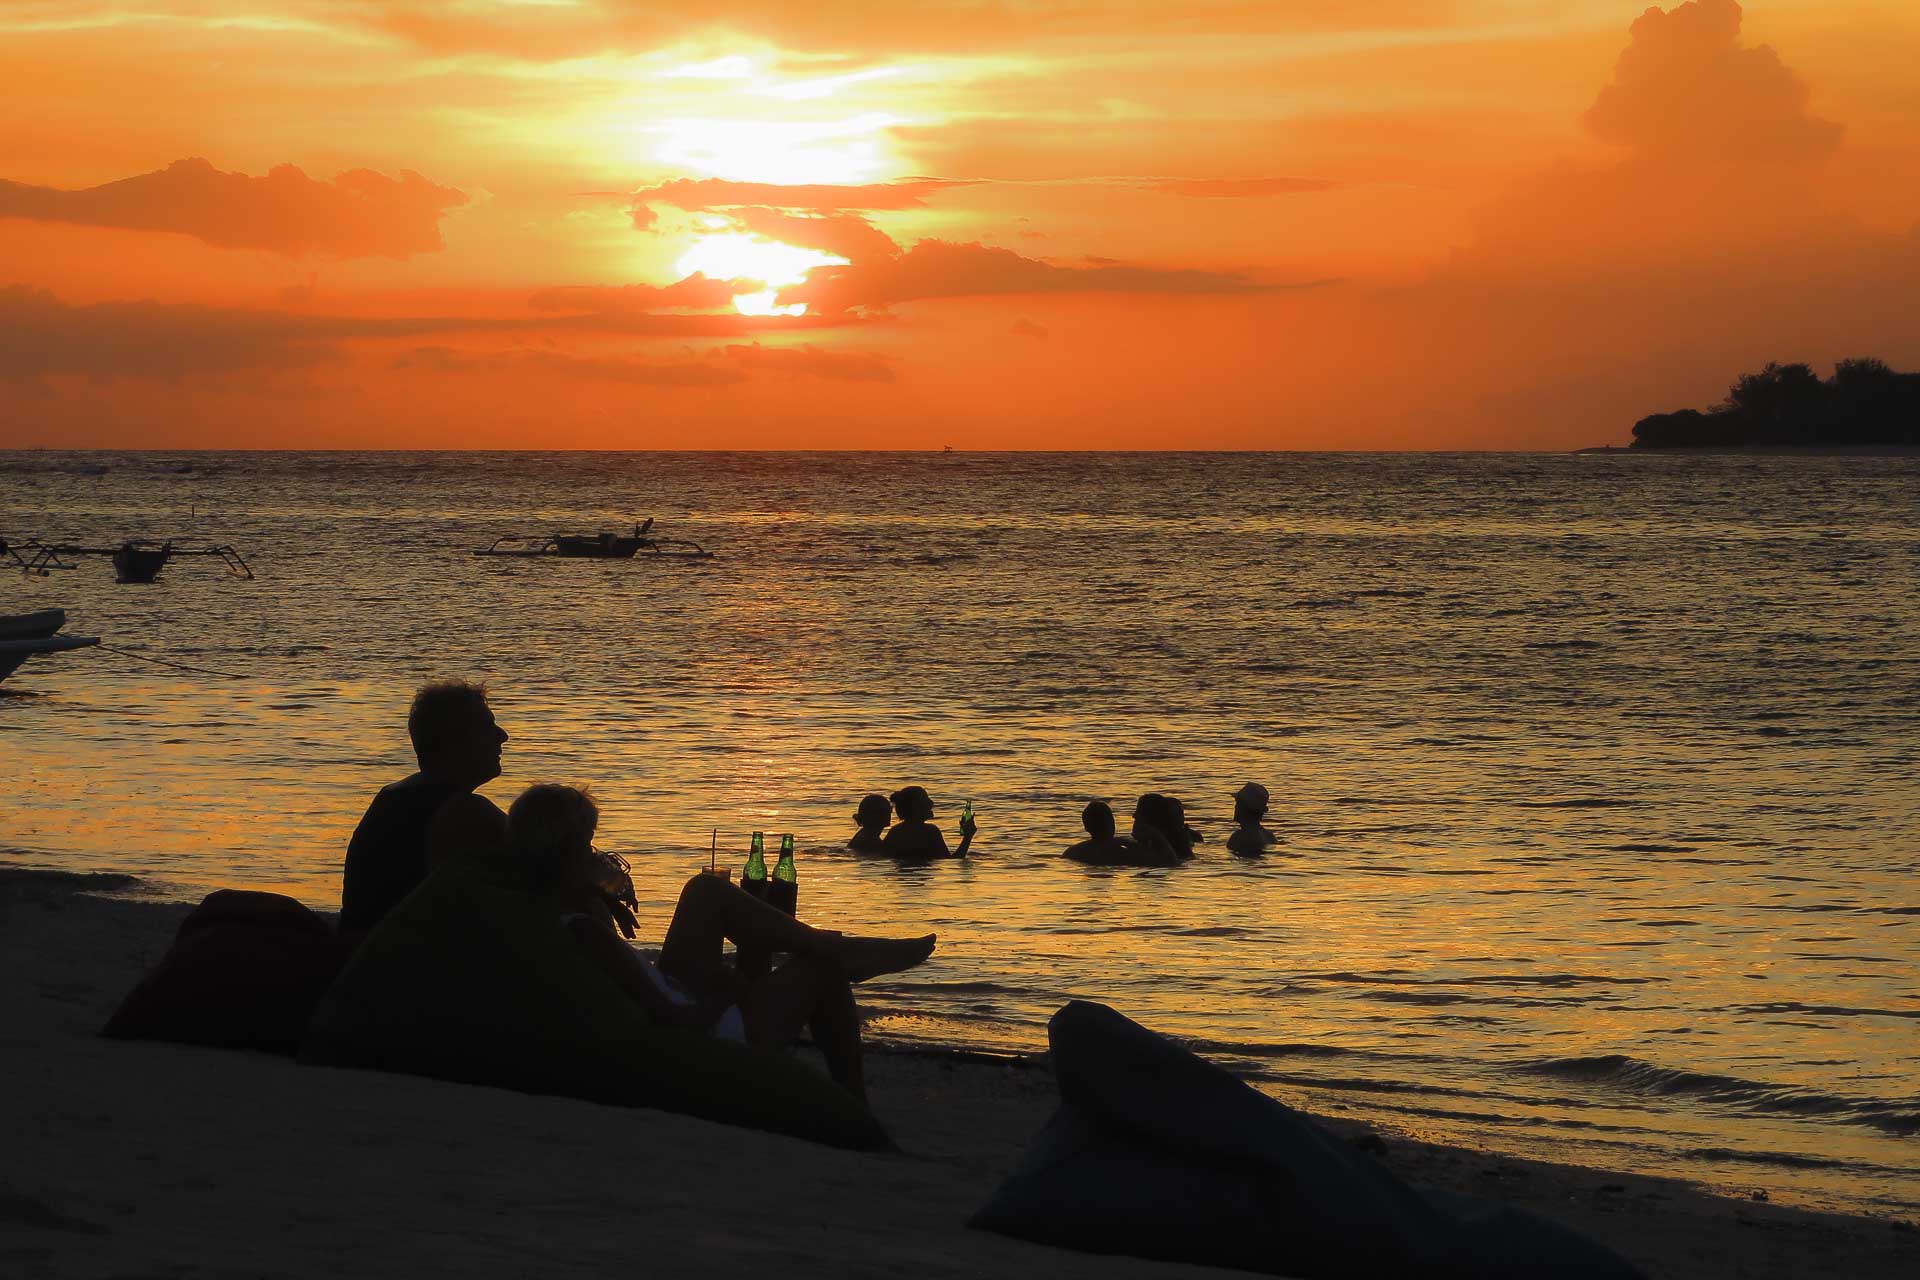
3;0;1918;448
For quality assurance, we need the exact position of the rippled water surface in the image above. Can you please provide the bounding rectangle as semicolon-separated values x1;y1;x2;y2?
3;451;1916;1213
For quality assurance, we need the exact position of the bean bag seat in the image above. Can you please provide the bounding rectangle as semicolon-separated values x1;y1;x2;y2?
299;852;889;1151
103;890;350;1054
970;1001;1644;1280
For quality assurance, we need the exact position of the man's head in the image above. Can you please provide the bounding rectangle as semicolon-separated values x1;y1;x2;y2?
1082;800;1115;840
1233;781;1270;825
855;794;893;829
408;681;507;787
890;785;933;822
506;783;598;889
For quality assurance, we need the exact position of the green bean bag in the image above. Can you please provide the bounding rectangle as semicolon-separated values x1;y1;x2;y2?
299;853;889;1150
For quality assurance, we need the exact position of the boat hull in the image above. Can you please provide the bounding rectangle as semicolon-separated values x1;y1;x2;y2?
0;609;66;641
551;536;643;559
0;633;99;683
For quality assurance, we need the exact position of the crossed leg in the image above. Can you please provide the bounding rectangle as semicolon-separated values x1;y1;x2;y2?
653;873;933;1100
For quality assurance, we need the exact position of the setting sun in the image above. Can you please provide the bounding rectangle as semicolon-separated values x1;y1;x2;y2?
674;232;848;316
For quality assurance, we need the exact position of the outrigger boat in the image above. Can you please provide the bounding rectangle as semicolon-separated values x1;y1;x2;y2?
473;518;714;561
2;536;253;583
0;609;99;684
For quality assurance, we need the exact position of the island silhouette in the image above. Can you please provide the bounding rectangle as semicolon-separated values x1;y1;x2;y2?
1632;358;1920;449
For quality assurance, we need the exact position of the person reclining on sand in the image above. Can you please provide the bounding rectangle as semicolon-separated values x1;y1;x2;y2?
1129;793;1195;865
1225;781;1279;855
1063;801;1142;865
339;680;508;942
847;793;892;852
511;784;936;1104
881;785;977;858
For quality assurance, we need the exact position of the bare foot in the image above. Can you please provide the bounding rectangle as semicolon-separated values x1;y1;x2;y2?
829;933;937;984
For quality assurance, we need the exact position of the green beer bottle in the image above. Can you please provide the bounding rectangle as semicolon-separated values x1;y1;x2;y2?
737;831;773;979
741;831;770;901
768;833;798;916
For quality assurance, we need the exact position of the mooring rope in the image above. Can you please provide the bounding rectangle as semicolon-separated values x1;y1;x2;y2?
93;644;249;680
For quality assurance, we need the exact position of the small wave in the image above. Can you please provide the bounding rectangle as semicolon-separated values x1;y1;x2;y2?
1352;588;1427;599
1515;798;1636;809
1604;843;1695;853
1296;970;1661;989
0;866;143;890
1521;1055;1920;1135
1524;639;1605;650
1176;1036;1363;1061
1729;1001;1920;1022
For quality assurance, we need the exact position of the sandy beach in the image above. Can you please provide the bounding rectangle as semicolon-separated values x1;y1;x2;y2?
2;868;1913;1279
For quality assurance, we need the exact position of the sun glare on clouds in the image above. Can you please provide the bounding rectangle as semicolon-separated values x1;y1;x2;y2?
675;232;847;316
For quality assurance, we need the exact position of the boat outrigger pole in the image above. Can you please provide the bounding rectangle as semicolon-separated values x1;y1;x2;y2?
0;537;74;577
22;539;255;584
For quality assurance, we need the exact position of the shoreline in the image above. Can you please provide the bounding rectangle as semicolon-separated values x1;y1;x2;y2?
4;867;1915;1278
1575;444;1920;456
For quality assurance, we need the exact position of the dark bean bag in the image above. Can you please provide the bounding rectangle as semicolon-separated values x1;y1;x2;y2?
299;851;890;1151
103;890;350;1054
970;1001;1645;1280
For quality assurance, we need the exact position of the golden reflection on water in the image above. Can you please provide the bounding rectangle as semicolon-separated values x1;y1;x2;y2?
3;451;1917;1214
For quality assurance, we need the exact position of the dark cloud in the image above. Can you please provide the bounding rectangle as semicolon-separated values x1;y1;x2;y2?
392;346;745;387
782;240;1310;315
0;285;823;388
722;343;893;382
1152;177;1337;197
0;285;345;387
0;158;468;258
633;177;969;214
727;208;901;261
527;274;743;314
392;342;893;385
1583;0;1841;166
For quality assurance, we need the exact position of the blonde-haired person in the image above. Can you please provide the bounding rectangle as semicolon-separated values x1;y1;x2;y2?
506;784;936;1103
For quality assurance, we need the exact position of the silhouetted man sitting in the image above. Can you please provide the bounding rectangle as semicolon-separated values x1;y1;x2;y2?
339;681;508;941
1063;801;1140;865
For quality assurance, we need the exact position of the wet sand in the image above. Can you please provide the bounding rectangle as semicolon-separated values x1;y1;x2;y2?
2;869;1914;1279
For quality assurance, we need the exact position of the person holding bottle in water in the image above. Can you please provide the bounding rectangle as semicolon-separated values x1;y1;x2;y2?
880;786;976;859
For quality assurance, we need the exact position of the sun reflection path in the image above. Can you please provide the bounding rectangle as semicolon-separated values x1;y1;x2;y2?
674;232;847;317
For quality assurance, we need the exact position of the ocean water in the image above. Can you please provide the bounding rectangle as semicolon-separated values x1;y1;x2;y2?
3;450;1916;1214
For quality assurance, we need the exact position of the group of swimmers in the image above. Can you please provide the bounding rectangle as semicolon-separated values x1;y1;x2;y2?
333;679;1279;1106
844;784;1277;867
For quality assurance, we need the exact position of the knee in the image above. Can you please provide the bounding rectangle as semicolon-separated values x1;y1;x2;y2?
679;872;727;908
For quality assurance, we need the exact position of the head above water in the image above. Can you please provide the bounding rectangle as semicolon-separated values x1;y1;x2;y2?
1233;780;1270;825
1133;792;1194;855
890;785;933;822
506;782;598;888
1082;800;1116;840
408;680;507;786
855;793;893;829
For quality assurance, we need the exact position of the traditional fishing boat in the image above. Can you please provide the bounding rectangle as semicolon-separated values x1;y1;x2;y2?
0;609;99;684
2;537;252;583
473;518;714;561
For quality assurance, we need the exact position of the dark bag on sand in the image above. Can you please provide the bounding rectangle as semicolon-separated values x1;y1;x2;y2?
970;1001;1646;1280
103;890;350;1055
299;851;889;1151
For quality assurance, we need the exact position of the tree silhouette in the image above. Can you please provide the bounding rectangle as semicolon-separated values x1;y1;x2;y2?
1632;358;1919;448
